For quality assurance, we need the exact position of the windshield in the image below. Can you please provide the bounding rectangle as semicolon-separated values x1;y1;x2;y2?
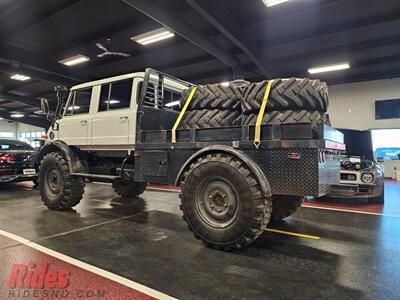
0;141;33;151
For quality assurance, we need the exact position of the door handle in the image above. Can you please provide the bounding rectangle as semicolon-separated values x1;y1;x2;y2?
120;116;128;120
80;120;87;125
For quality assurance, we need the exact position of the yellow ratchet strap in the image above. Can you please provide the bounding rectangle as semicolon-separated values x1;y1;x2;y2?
254;79;274;149
172;86;197;143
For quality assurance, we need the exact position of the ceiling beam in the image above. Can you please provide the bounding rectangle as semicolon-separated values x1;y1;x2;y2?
0;112;48;129
0;0;85;43
0;61;79;88
185;0;272;78
121;0;243;76
0;92;39;108
0;44;90;86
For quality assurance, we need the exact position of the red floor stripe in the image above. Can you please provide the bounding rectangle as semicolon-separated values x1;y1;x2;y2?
0;234;166;299
302;201;383;214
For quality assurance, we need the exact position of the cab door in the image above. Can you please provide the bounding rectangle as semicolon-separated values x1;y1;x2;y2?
58;88;92;145
91;79;135;146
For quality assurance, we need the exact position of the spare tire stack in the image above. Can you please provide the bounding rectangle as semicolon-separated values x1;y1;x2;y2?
241;78;331;129
178;78;331;131
179;84;242;129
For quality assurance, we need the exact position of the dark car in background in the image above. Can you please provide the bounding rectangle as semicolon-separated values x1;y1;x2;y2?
0;139;37;183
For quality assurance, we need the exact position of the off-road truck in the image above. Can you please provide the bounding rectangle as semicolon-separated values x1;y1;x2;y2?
34;68;344;250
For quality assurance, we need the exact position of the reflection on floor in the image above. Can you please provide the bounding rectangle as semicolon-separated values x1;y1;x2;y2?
304;180;400;215
149;180;400;215
0;181;399;299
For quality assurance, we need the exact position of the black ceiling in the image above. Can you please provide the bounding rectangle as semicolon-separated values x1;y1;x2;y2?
0;0;399;128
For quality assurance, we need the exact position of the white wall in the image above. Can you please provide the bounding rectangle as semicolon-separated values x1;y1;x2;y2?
0;119;17;137
329;77;400;130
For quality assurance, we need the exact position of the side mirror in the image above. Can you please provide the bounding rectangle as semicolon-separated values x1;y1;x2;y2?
34;98;49;116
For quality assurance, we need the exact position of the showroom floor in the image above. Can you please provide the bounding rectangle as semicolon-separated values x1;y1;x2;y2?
0;181;399;299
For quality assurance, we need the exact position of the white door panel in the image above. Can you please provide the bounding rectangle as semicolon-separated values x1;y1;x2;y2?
91;110;131;145
58;115;90;145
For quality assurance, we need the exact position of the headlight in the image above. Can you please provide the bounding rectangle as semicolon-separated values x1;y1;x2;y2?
361;173;374;183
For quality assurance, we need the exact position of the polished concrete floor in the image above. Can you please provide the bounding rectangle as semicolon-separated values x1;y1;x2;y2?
0;181;400;299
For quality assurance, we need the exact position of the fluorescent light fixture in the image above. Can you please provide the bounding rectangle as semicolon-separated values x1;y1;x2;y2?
262;0;291;7
67;106;80;111
105;99;120;104
131;28;175;45
58;54;90;66
10;113;24;118
308;63;350;74
165;101;180;107
221;82;230;87
10;74;31;81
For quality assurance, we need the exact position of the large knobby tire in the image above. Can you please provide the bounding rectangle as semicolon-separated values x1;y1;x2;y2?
242;78;328;113
182;84;242;110
271;195;303;221
179;109;241;129
180;153;272;251
112;179;147;198
242;110;331;127
39;152;85;211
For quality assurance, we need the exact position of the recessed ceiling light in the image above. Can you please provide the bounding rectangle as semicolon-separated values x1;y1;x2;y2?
308;63;350;74
10;74;31;81
131;28;175;45
221;82;230;87
165;101;180;108
10;113;24;118
0;117;3;120
58;54;90;66
262;0;292;7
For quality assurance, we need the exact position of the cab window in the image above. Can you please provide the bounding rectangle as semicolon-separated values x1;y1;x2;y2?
66;88;91;115
99;79;132;112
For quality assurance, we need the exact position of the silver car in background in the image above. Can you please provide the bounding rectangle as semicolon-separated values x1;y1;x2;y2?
326;156;384;203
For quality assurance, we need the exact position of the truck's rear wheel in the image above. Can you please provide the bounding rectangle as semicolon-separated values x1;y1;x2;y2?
112;179;147;198
39;152;85;211
180;153;272;251
271;195;303;221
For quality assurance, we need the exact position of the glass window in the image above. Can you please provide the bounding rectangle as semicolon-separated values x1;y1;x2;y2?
0;141;33;150
163;88;182;111
99;84;111;112
66;88;91;115
108;80;132;110
98;80;132;111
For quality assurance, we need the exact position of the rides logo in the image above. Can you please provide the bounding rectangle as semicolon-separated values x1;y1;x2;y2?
8;262;70;289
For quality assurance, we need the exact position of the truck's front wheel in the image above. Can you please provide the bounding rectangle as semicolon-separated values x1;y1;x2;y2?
180;153;272;251
39;152;85;210
112;179;147;198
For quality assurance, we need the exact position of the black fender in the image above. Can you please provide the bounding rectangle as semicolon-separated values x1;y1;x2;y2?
175;145;272;198
34;141;87;173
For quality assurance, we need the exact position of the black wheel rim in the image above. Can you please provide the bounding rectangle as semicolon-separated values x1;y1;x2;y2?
45;168;62;199
196;176;239;228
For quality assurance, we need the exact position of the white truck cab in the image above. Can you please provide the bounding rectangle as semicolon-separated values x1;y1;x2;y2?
48;72;187;150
